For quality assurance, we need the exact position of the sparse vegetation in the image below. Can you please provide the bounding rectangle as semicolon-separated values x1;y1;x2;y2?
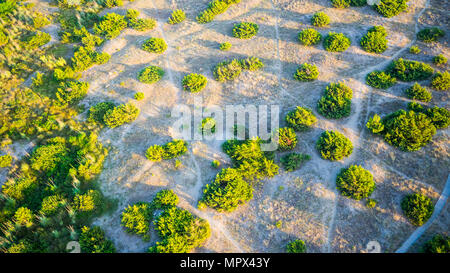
134;92;144;101
281;153;311;172
409;46;421;54
417;27;445;43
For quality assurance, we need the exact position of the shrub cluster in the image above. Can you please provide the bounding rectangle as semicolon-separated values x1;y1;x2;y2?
71;46;110;72
126;9;157;31
213;57;263;82
232;22;259;39
430;71;449;91
366;71;396;89
374;0;408;18
138;65;164;84
100;0;123;8
386;58;434;82
103;103;140;128
298;28;322;46
324;32;351;52
281;153;310;172
316;130;353;161
405;83;432;102
336;165;375;200
311;12;330;27
88;102;115;126
294;63;319;82
56;80;90;106
79;226;116;253
360;26;388;54
196;0;241;24
168;9;186;24
433;54;447;66
401;193;434;226
142;37;167;54
277;127;297;151
182;74;208;93
423;235;450;253
286;239;306;253
317;82;353;119
285;106;317;131
146;139;188;161
417;27;445;43
94;13;128;40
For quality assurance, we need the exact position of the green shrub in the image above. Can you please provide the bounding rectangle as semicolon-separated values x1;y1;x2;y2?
39;194;66;216
56;80;90;106
366;71;397;89
336;165;375;200
374;0;408;18
285;106;317;131
146;145;165;162
331;0;350;8
417;27;445;43
360;26;388;54
198;168;253;212
311;12;330;27
387;58;434;82
138;65;164;84
433;54;447;66
366;114;384;134
14;207;34;228
134;92;144;101
121;202;153;240
101;0;123;8
152;189;179;209
232;22;259;39
73;190;103;213
277;127;297;151
286;239;306;253
104;103;140;128
168;9;186;24
182;74;208;93
94;13;127;39
366;198;378;208
213;59;242;82
196;0;240;24
350;0;367;6
126;9;156;31
324;32;351;52
294;63;319;82
401;193;434;226
298;28;322;46
409;46;421;54
220;42;232;51
88;102;115;125
146;140;188;161
426;106;450;129
30;140;70;175
25;31;51;49
430;71;450;91
142;37;167;54
318;82;353;119
33;14;51;29
72;46;110;72
201;117;216;135
0;154;12;168
423;235;450;253
281;153;310;172
408;101;425;113
316;130;353;161
211;160;221;168
405;83;432;102
239;57;264;71
79;226;116;253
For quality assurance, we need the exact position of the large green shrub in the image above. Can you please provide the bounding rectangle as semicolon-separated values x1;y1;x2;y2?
401;193;434;226
232;22;259;39
79;226;116;253
336;165;375;200
213;59;242;82
324;32;351;52
417;27;445;43
316;130;353;161
281;153;310;172
285;106;317;131
387;58;434;82
142;37;167;54
366;71;396;89
168;9;186;24
138;65;164;84
423;235;450;253
298;28;322;46
121;202;153;240
405;83;432;102
425;106;450;129
294;63;319;82
182;74;208;93
94;13;127;39
103;103;140;128
25;32;51;49
374;0;408;18
311;12;330;27
317;82;353;119
286;239;306;253
430;71;450;91
360;26;388;54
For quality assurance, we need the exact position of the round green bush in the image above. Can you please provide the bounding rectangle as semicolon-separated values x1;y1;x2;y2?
220;42;232;51
431;71;450;91
168;9;186;24
232;22;259;39
366;71;397;89
405;83;432;102
281;153;310;172
324;32;351;52
213;59;242;82
409;46;421;54
366;114;384;134
286;239;306;253
317;82;353;119
182;73;207;93
311;12;330;27
146;145;165;162
121;202;153;240
336;165;375;200
104;103;140;128
316;130;353;161
294;63;319;82
360;26;388;54
426;106;450;129
433;54;447;66
374;0;408;18
277;127;297;151
142;37;167;54
138;65;164;84
285;106;317;131
401;193;434;226
152;189;179;209
298;28;322;46
134;92;144;101
417;27;445;43
423;235;450;253
331;0;350;8
387;58;434;82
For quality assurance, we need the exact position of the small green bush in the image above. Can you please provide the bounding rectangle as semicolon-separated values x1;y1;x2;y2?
409;46;421;54
79;226;116;253
366;71;397;89
104;103;140;128
211;160;221;168
417;27;445;43
134;92;144;101
220;42;232;51
350;0;367;6
311;12;330;27
366;114;384;134
168;9;186;24
294;63;319;82
121;202;153;240
426;106;450;129
324;32;351;52
71;46;110;72
423;235;450;253
146;140;188;161
401;193;434;226
152;189;179;209
360;26;388;54
277;127;297;151
433;54;447;66
281;153;310;172
88;102;115;126
331;0;350;8
366;198;378;208
201;117;216;135
239;57;264;71
336;165;375;200
94;13;127;40
73;190;103;213
298;28;322;46
387;58;434;82
286;239;306;253
374;0;408;18
126;9;157;31
138;65;164;84
213;59;242;82
232;22;259;39
318;82;353;119
405;83;432;102
0;154;12;168
25;31;51;49
430;71;450;91
182;73;207;93
145;145;165;162
14;207;34;228
142;37;167;54
316;130;353;161
285;106;317;131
